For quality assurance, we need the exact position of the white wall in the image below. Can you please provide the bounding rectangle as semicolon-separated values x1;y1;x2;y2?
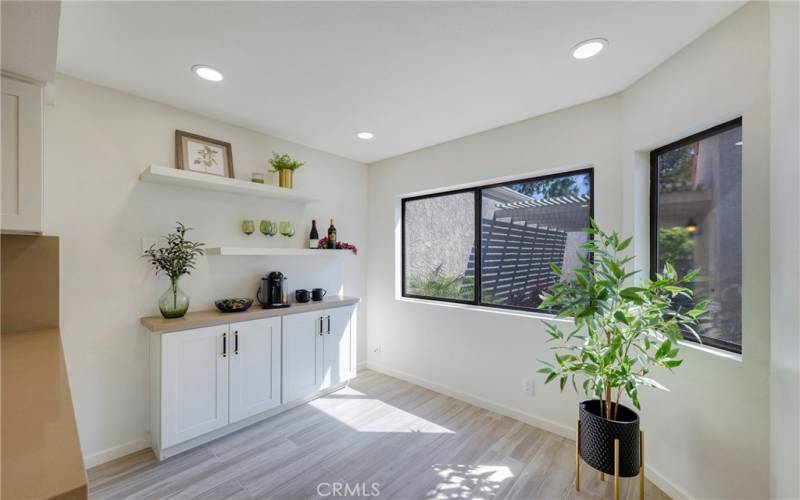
368;3;773;498
768;1;800;498
366;94;623;441
621;3;770;498
43;74;368;466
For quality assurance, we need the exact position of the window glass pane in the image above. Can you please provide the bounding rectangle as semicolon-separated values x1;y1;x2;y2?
404;191;475;301
481;172;592;310
655;123;742;351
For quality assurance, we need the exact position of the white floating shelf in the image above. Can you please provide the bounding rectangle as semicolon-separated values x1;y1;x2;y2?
140;165;320;203
205;247;351;256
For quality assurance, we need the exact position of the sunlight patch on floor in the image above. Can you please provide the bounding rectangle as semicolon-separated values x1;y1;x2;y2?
308;388;455;434
329;386;366;397
428;464;515;499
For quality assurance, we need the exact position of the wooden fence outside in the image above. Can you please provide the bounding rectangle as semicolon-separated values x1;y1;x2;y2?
464;218;567;308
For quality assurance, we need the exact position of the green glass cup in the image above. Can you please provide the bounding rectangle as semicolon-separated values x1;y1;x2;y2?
241;220;255;235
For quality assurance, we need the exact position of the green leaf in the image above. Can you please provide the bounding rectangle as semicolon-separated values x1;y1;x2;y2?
655;339;672;359
616;236;633;252
688;300;710;318
545;372;558;384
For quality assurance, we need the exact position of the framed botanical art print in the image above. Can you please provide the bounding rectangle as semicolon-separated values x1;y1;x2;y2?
175;130;234;178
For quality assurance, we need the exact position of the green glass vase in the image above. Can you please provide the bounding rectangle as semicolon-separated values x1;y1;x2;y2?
159;279;189;318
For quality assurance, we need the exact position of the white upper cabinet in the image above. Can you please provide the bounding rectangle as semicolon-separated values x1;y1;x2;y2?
228;317;282;423
1;76;42;233
161;325;229;448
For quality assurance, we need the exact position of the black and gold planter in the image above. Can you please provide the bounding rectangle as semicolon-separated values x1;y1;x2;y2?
576;399;645;500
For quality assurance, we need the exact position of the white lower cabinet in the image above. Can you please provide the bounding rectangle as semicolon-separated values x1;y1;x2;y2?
282;311;324;402
160;325;229;449
282;305;354;403
228;317;282;423
323;305;354;389
150;304;355;459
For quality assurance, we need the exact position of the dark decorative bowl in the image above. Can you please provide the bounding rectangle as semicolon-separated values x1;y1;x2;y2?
214;298;253;313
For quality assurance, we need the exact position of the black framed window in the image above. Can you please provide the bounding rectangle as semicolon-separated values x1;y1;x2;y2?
650;118;742;353
402;168;594;313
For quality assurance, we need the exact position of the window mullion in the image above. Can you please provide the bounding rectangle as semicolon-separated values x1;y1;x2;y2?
474;188;482;306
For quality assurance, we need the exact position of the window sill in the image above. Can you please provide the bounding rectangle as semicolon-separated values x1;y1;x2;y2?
676;338;743;362
396;297;743;362
395;296;573;323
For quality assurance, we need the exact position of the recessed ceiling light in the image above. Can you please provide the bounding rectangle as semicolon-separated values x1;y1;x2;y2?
571;38;608;60
357;132;374;140
192;65;223;82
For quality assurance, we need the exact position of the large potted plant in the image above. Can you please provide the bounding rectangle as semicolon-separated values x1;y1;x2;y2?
269;151;305;189
143;222;205;318
538;220;706;497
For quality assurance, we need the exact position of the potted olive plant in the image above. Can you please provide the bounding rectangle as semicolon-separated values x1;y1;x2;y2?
144;222;205;318
269;151;305;189
538;220;706;495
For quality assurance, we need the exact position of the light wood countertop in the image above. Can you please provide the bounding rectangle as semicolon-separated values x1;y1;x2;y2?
1;329;87;500
141;296;360;334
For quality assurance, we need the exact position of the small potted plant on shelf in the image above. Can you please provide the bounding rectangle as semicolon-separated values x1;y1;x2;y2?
269;151;305;189
538;220;706;499
143;222;205;319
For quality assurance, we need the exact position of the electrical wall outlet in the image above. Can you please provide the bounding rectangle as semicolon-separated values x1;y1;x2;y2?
522;378;535;396
373;344;382;354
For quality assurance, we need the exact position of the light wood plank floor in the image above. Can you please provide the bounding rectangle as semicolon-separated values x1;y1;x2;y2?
88;370;669;500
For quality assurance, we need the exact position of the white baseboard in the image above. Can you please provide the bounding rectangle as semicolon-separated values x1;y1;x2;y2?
642;466;692;499
83;435;151;469
366;361;573;439
365;361;693;500
356;361;367;371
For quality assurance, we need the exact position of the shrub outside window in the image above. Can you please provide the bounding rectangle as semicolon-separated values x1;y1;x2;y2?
402;168;594;313
650;118;743;354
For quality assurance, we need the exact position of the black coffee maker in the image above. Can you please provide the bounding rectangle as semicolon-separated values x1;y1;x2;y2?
257;272;289;308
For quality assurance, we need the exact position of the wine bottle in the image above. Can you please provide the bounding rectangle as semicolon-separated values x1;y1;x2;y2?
327;218;337;249
309;220;319;249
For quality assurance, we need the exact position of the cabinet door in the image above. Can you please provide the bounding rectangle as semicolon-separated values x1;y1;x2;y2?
229;317;281;423
1;77;42;233
282;311;324;403
161;326;229;448
323;306;354;388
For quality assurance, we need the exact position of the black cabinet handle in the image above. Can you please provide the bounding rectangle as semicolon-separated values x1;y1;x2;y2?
234;330;239;355
326;315;331;335
222;332;227;357
319;317;324;336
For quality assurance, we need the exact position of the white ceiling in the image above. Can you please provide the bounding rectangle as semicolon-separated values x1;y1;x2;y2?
2;0;61;82
57;1;743;163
